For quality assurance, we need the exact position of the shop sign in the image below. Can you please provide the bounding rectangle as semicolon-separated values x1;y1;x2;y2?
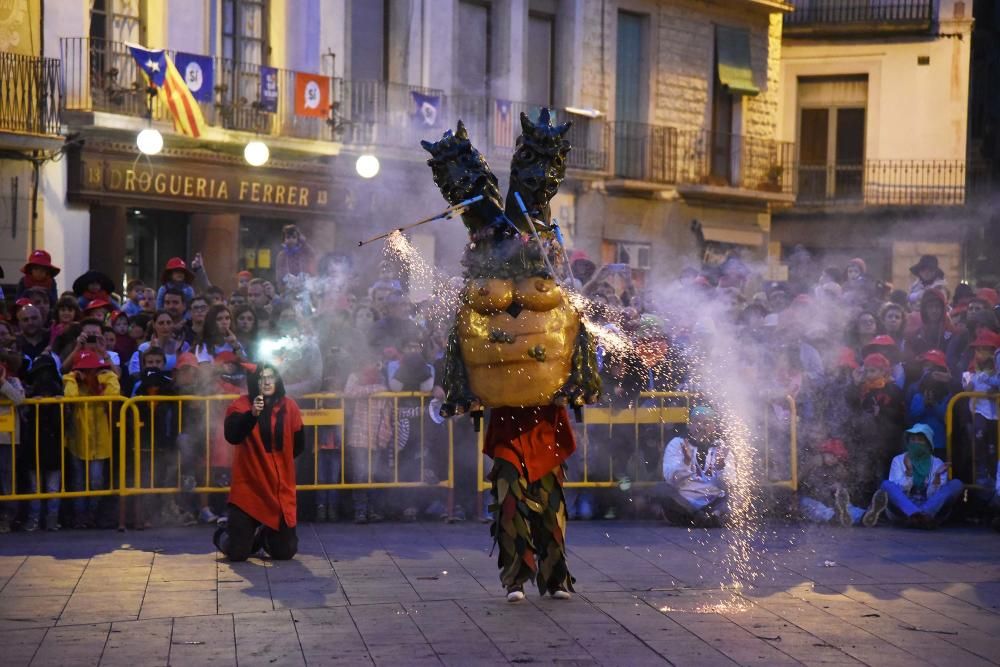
71;154;333;215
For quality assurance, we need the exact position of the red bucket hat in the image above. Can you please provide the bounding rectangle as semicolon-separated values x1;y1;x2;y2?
866;335;897;348
916;349;948;369
21;249;60;277
970;330;1000;350
819;438;849;462
161;257;195;284
863;353;891;371
83;298;113;313
75;350;111;371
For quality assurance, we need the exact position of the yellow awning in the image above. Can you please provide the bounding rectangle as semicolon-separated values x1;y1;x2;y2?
716;25;759;96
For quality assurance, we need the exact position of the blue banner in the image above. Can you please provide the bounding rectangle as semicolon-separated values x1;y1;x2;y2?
174;52;214;102
260;66;279;112
411;91;440;128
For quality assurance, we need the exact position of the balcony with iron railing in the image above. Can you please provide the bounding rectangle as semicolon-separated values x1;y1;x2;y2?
794;159;983;207
0;51;61;137
610;122;796;198
61;37;336;145
783;0;934;36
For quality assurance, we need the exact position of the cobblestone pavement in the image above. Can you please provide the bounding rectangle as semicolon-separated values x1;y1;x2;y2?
1;521;998;666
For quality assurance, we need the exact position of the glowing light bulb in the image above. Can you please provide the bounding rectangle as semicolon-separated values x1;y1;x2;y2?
244;140;270;166
136;128;163;155
356;154;380;178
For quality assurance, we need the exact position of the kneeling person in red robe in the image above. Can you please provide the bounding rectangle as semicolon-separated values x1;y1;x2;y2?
214;364;304;561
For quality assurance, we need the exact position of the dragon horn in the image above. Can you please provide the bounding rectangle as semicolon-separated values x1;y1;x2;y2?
456;120;469;140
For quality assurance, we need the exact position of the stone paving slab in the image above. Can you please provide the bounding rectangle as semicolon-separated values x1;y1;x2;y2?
0;522;997;665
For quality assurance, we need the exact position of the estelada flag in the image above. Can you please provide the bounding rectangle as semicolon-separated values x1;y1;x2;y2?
128;43;207;138
294;71;330;118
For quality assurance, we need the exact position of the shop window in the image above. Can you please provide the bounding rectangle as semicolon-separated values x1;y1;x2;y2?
124;209;190;287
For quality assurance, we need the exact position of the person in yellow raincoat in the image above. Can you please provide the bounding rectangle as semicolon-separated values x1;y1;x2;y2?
63;349;120;528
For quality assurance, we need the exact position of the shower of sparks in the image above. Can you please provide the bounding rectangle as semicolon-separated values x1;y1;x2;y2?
387;236;772;609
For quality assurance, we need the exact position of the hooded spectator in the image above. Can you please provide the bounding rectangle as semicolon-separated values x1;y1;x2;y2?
908;255;949;307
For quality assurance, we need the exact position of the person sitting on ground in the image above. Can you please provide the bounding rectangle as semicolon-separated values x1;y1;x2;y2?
798;438;881;527
214;364;304;561
654;406;729;527
870;423;964;529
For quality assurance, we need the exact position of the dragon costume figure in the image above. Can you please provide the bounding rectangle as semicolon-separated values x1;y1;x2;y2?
422;110;600;601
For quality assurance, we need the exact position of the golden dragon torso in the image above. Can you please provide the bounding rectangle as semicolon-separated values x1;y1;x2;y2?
458;277;579;407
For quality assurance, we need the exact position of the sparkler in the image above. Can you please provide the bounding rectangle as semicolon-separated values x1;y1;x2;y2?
357;194;485;247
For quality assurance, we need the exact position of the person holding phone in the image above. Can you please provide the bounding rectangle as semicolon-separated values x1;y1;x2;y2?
64;317;121;376
214;364;304;561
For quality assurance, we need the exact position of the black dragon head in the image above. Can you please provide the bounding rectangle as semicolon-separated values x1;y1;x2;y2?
421;121;505;234
504;108;572;228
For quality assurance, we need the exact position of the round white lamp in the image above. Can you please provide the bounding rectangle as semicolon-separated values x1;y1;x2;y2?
136;128;163;155
244;140;270;166
355;154;380;179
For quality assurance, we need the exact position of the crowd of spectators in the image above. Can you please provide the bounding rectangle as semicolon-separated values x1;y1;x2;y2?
0;230;998;534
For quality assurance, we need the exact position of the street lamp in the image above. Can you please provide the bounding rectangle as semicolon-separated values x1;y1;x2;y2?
136;127;163;155
356;154;379;179
244;140;270;166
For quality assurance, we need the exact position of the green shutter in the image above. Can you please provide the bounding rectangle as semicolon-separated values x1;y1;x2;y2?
715;25;759;96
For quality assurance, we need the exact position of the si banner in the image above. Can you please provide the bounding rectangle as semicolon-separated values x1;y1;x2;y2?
294;71;330;118
173;52;214;103
411;91;440;129
260;66;279;112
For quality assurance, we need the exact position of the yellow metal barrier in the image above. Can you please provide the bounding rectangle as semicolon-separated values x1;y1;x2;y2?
114;392;454;496
0;395;126;501
945;391;1000;485
473;392;798;497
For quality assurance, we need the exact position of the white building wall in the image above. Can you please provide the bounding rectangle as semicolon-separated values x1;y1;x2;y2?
39;160;90;286
777;5;974;161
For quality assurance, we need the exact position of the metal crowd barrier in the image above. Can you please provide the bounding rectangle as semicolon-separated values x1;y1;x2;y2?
1;392;796;507
474;392;799;499
945;391;1000;487
0;395;126;501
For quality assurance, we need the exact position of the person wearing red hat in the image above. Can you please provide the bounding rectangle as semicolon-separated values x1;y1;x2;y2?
861;334;904;389
16;249;60;306
906;349;954;457
214;364;304;561
156;256;197;310
236;270;253;293
847;352;905;499
798;438;883;527
962;330;1000;485
62;349;120;528
906;288;955;362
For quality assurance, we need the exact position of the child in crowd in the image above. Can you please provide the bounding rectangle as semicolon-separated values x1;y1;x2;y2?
16;249;60;305
906;349;952;457
156;257;196;309
847;352;905;497
798;438;879;527
127;346;177;529
21;354;64;531
201;351;247;524
72;270;114;310
872;423;964;529
111;311;137;365
344;354;393;524
237;270;252;292
63;350;119;529
50;295;82;345
122;279;146;316
0;359;26;533
962;330;1000;486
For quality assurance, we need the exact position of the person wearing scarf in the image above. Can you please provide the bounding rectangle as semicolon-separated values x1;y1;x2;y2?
655;406;730;527
214;364;304;561
873;423;964;529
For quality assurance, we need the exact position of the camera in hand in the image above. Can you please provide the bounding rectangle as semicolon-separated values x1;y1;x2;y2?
86;334;99;343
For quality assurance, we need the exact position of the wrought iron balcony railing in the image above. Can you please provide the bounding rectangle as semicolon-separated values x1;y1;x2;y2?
439;96;609;172
795;159;977;206
611;122;796;194
61;37;335;142
0;51;61;136
784;0;933;35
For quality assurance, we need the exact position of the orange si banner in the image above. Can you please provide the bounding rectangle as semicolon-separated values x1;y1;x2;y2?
294;72;330;118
